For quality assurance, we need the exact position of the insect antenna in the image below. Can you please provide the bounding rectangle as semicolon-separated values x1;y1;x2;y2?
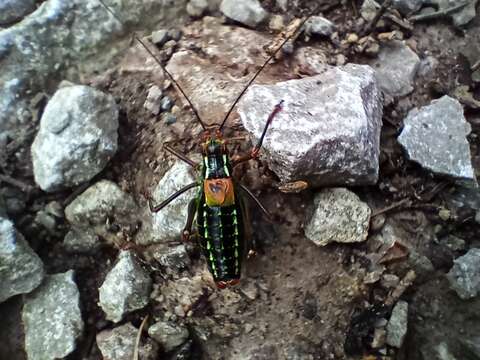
96;0;208;130
218;9;318;131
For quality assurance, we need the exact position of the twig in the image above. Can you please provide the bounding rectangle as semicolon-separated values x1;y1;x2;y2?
0;174;34;193
351;0;358;18
385;270;416;306
363;0;393;35
471;59;480;72
372;198;411;217
383;13;414;32
133;315;149;360
409;2;469;22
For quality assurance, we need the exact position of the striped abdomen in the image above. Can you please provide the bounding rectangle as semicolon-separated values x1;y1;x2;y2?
196;191;244;283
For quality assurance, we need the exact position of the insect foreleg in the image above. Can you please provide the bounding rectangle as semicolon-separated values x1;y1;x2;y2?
182;198;197;241
164;144;198;168
233;100;284;167
147;182;199;212
237;183;272;221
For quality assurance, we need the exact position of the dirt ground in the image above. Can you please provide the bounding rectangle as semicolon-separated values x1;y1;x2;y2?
2;0;480;359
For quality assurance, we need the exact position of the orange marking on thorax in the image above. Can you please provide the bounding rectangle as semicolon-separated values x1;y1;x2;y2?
204;178;235;207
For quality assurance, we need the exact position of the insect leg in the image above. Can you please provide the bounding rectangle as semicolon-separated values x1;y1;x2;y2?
238;191;256;258
237;183;272;221
182;198;197;241
164;144;198;167
147;182;199;212
232;100;284;167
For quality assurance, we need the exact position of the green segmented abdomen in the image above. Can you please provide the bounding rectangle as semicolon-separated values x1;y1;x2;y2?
196;193;244;282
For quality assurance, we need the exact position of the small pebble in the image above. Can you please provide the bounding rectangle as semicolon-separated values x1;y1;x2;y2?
160;96;174;112
269;14;284;31
163;113;177;125
346;33;359;43
164;40;177;49
152;29;169;46
168;29;182;41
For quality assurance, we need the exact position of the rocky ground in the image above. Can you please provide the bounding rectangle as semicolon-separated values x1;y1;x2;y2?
1;0;480;359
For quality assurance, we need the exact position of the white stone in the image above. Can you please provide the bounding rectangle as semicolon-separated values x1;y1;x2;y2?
239;64;383;187
305;188;371;246
31;85;118;192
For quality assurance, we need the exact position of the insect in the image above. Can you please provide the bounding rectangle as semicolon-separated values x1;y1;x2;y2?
97;0;315;289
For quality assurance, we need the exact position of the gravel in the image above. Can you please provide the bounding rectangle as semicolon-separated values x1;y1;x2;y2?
97;322;159;360
148;320;190;352
370;41;420;98
239;64;383;187
446;248;480;299
398;96;475;181
65;180;139;243
304;188;371;246
386;300;409;348
23;271;84;360
31;85;118;192
0;217;44;303
220;0;268;28
150;161;197;243
98;251;152;322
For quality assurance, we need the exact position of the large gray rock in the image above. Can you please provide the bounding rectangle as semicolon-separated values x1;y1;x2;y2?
23;271;84;360
238;64;383;187
97;322;158;360
148;320;189;352
0;0;36;25
0;217;44;303
446;248;480;299
304;188;371;246
370;41;420;98
31;85;118;192
65;180;139;242
398;96;475;181
151;161;198;243
98;251;152;322
0;0;188;139
386;300;408;348
220;0;267;28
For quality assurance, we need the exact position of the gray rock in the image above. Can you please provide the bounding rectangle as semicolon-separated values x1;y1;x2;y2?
151;161;197;243
65;180;139;242
220;0;268;28
276;0;288;11
160;96;174;112
167;28;182;41
392;0;424;15
97;322;159;360
152;29;169;46
460;337;480;359
63;228;101;254
446;248;480;299
31;85;118;192
148;320;189;352
0;0;36;25
398;96;474;181
152;244;191;272
304;188;371;246
361;0;381;21
304;16;335;37
371;41;420;98
187;0;209;17
23;271;84;360
0;0;188;141
98;251;152;322
144;85;163;115
163;112;177;124
238;64;383;187
0;217;44;303
386;300;408;348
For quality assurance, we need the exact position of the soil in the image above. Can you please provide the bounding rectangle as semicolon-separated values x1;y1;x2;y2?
2;0;480;359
